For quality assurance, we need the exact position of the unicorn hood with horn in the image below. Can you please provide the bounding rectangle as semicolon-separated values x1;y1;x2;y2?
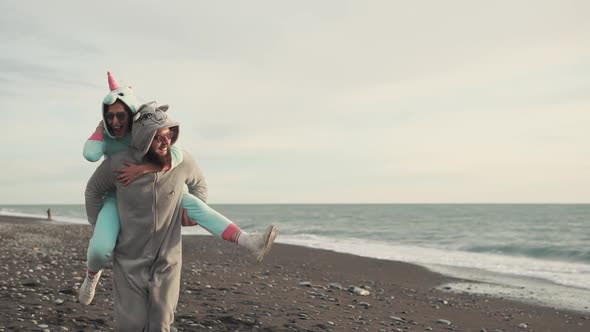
101;71;141;138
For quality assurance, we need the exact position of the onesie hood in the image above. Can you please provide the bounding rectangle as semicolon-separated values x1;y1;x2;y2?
101;70;141;138
130;101;179;161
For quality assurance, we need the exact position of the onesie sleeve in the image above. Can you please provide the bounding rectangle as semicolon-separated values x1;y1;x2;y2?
83;130;105;162
85;159;116;225
183;150;208;203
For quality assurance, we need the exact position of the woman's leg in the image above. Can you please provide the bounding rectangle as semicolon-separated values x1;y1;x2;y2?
181;193;277;262
80;194;120;305
87;195;120;272
181;192;231;239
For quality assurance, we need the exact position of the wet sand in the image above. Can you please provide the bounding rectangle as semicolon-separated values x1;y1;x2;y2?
0;215;587;331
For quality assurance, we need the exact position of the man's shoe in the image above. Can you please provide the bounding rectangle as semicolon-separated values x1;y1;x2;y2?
79;270;102;305
248;225;278;263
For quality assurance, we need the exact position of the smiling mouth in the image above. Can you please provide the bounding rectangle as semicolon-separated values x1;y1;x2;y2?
113;127;124;135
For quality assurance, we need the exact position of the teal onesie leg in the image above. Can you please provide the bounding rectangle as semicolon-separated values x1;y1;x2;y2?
181;192;232;238
87;191;232;272
87;192;120;272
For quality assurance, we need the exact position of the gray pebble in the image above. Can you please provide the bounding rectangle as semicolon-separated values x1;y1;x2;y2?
329;283;343;290
436;319;451;325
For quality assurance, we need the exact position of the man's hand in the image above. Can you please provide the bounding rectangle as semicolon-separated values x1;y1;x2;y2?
114;161;160;186
181;208;198;227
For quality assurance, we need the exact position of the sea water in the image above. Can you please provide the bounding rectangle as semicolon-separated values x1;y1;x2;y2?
2;203;589;313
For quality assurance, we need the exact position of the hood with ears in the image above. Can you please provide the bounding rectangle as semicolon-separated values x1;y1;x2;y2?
129;101;179;161
101;70;141;138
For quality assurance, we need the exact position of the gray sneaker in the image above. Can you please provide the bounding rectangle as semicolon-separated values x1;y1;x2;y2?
79;270;102;305
248;225;278;263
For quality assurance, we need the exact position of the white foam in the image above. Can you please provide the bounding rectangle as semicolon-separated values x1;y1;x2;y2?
278;234;590;291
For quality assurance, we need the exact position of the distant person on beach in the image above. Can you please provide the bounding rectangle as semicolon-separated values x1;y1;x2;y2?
80;71;277;310
85;102;277;330
46;208;52;221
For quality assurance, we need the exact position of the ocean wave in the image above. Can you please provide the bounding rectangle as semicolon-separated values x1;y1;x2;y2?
278;233;590;291
3;204;590;294
460;243;590;263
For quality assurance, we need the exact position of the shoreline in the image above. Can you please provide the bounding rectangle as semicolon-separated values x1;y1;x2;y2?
0;214;588;331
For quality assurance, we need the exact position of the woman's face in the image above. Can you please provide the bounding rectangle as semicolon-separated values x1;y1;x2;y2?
106;102;130;138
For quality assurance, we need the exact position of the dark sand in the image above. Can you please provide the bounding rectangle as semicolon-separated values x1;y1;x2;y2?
0;215;588;331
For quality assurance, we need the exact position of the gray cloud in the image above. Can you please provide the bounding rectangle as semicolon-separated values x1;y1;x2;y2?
0;58;101;90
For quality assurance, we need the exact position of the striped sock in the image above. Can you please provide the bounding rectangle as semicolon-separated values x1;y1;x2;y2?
221;224;250;246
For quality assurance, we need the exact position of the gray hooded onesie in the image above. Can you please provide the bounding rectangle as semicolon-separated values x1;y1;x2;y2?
85;102;207;331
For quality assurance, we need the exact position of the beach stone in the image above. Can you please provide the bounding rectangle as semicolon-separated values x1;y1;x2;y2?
518;323;528;329
299;281;312;287
437;319;451;325
390;316;406;323
359;302;370;308
58;287;76;295
329;283;343;290
308;290;326;298
349;286;370;296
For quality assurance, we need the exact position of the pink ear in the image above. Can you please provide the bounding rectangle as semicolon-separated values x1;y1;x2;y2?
107;70;119;91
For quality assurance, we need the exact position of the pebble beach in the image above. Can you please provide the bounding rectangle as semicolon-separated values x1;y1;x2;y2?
0;215;588;331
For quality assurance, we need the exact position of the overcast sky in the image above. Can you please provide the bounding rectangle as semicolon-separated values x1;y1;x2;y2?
1;0;589;204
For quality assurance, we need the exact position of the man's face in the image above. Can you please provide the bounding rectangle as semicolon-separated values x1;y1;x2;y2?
149;127;173;160
106;102;129;138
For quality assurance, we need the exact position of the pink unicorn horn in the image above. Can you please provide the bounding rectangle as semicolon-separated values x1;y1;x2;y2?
107;70;119;91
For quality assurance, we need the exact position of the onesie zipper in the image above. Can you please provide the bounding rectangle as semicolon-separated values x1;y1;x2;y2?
152;172;158;257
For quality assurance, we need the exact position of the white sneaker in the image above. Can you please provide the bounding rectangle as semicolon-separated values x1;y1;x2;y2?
247;225;278;263
79;270;102;305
